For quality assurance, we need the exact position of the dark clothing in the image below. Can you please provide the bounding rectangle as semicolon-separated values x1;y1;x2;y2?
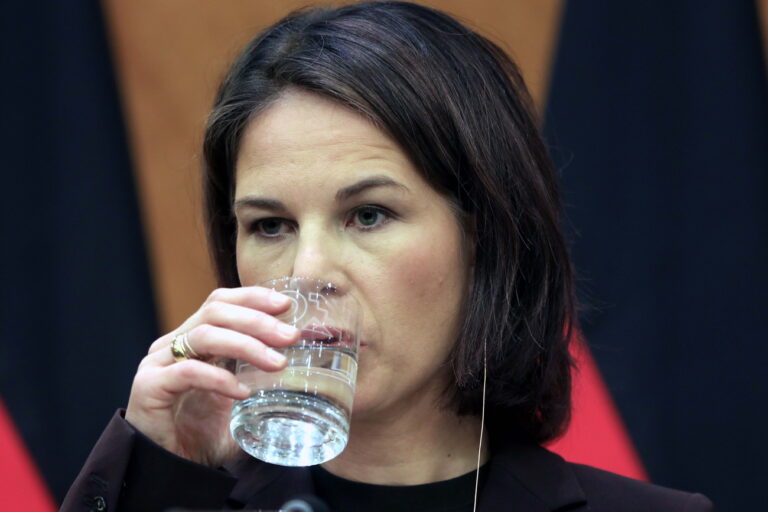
309;463;489;512
61;411;714;512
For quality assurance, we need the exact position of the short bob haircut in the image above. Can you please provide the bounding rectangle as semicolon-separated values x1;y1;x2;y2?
203;1;576;444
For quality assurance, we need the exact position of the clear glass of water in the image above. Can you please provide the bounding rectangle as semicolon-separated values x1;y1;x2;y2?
230;277;361;466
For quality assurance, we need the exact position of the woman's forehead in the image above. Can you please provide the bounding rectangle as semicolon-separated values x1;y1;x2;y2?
234;91;418;191
239;90;394;159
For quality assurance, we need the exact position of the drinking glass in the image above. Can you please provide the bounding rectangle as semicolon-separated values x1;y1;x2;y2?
230;277;361;466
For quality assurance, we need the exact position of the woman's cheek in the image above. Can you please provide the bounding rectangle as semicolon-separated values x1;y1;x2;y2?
237;240;296;285
391;228;465;313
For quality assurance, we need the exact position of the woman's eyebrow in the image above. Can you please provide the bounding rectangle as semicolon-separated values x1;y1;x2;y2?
233;176;409;214
335;176;409;202
232;197;287;215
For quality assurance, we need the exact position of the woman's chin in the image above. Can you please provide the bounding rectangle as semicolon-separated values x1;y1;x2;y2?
349;392;375;418
348;389;393;422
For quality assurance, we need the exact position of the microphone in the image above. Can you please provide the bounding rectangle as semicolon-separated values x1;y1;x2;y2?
281;495;331;512
165;495;331;512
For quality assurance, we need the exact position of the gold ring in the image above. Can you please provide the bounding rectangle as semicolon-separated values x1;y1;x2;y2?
170;332;200;362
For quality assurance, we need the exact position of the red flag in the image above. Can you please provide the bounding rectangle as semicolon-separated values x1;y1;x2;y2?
547;335;648;480
0;398;56;511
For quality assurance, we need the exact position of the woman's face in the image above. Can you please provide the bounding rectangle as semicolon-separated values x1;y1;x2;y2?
234;90;473;420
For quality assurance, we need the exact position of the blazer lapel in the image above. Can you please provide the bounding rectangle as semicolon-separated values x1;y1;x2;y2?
479;436;588;511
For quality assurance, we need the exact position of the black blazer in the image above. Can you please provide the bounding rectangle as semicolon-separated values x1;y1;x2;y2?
61;411;714;511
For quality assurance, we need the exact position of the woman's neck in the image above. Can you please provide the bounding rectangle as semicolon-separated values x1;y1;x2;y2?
321;402;489;486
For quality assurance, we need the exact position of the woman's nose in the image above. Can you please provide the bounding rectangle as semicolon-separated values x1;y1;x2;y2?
289;228;343;285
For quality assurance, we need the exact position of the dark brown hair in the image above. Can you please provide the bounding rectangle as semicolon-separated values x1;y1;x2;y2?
203;1;576;443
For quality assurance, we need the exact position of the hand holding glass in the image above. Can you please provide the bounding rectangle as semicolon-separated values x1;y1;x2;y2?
230;277;361;466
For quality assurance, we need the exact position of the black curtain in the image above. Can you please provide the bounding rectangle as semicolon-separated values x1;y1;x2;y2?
546;0;768;509
0;0;158;502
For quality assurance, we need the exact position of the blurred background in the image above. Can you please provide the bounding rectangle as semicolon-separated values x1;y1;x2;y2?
1;0;766;510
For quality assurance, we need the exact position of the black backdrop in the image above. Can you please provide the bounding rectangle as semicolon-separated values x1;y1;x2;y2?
0;0;766;510
546;1;768;509
0;0;157;501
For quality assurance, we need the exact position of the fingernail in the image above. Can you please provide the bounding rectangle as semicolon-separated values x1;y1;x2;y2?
239;383;251;394
268;349;287;365
270;292;288;307
278;323;298;339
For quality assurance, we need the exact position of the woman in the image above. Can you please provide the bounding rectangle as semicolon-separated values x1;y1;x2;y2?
62;2;712;511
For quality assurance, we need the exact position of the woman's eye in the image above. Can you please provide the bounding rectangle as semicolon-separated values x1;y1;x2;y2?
349;206;391;230
251;218;290;237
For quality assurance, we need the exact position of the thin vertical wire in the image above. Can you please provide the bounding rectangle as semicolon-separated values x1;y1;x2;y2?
472;341;487;512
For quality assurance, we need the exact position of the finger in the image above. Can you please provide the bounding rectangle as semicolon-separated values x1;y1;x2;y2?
147;295;299;357
145;286;297;356
146;324;288;370
202;286;293;315
147;335;171;355
156;359;252;401
193;301;300;348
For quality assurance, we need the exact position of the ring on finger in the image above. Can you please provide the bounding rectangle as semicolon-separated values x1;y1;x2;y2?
170;332;201;362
